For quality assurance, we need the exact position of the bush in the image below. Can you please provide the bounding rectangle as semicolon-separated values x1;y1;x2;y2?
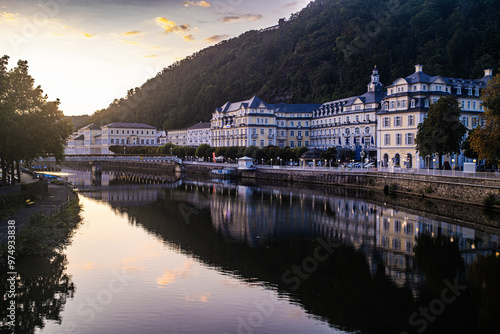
483;193;497;207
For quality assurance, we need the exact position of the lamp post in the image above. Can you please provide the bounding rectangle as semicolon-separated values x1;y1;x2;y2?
452;158;455;176
290;158;292;166
271;158;273;167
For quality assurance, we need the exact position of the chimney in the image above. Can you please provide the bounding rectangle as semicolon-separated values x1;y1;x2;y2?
415;64;423;73
484;69;493;77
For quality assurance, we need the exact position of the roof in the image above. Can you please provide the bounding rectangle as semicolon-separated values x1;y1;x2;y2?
74;135;84;140
215;96;321;115
187;122;211;130
79;123;101;130
301;148;322;160
103;122;157;129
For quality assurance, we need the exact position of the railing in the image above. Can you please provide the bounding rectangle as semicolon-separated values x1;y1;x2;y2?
377;167;500;180
34;155;183;164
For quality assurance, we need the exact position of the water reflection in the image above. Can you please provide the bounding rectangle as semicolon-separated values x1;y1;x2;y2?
0;253;75;333
66;171;500;333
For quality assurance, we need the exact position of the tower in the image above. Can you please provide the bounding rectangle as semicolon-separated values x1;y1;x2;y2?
367;66;383;92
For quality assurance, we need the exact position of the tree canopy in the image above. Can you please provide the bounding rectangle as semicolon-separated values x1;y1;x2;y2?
0;56;72;185
470;72;500;163
415;95;467;169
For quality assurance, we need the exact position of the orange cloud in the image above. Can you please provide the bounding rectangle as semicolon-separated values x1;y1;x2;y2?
156;17;180;33
183;1;211;7
145;55;158;58
123;40;139;45
82;32;95;38
183;34;194;41
204;34;229;43
123;30;141;36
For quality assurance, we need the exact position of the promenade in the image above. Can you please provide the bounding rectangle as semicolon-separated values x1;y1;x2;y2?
0;173;75;244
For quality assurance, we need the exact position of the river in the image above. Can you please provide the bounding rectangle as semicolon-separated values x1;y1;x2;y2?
8;169;500;333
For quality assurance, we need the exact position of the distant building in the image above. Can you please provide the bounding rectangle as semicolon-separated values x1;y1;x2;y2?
166;129;188;146
377;65;493;168
311;67;385;161
65;122;161;155
186;122;212;146
211;96;320;148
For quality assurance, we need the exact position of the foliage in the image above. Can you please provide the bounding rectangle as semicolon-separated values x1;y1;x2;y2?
85;0;500;131
320;147;337;161
482;193;498;207
195;144;211;159
0;56;72;186
470;72;500;162
415;95;467;169
462;130;479;160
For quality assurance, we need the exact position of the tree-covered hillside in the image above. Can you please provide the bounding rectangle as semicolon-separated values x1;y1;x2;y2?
88;0;500;130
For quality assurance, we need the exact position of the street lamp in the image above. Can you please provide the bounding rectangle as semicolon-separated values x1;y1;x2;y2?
290;158;292;166
271;158;273;166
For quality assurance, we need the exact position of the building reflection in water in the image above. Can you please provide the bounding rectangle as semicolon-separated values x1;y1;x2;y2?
68;168;499;293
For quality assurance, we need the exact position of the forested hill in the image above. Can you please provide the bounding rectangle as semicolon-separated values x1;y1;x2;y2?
88;0;500;130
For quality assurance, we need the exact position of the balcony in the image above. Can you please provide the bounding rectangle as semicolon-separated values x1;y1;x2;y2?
251;134;258;138
297;136;303;140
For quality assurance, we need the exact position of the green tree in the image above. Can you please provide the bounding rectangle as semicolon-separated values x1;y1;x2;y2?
470;71;500;163
243;146;258;159
320;147;337;161
195;144;211;160
0;57;72;185
415;95;467;169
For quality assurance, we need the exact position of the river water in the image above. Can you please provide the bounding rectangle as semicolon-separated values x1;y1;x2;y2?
8;170;500;333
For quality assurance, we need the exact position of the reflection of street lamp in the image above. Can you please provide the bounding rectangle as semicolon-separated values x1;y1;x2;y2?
261;158;264;165
124;147;126;155
290;158;292;166
271;158;273;166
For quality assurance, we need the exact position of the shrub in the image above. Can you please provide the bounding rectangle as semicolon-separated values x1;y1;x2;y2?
483;193;497;207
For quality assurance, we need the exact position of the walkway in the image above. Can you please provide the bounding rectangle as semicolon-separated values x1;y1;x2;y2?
0;174;75;244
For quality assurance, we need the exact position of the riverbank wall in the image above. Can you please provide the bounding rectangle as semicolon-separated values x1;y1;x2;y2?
184;164;500;207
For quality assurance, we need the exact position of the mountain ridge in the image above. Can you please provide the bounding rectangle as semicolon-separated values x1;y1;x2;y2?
87;0;500;130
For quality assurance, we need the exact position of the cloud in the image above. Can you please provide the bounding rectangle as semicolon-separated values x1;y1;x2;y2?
82;32;95;38
0;11;18;21
123;40;139;45
145;55;157;58
156;17;180;33
222;14;263;23
155;17;194;41
123;30;141;36
183;1;211;7
204;34;229;43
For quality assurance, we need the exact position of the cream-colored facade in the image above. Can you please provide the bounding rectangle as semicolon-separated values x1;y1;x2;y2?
211;96;319;148
377;65;492;168
166;129;188;146
311;68;384;160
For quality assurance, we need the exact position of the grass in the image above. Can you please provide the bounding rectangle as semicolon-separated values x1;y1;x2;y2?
1;195;82;258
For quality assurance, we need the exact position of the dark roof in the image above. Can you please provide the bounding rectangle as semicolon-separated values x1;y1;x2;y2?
215;96;321;114
187;122;211;130
301;148;322;160
104;122;157;129
74;135;84;140
80;123;101;130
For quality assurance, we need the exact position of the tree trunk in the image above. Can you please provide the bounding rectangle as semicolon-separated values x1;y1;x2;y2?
10;161;15;185
16;160;21;182
0;158;6;187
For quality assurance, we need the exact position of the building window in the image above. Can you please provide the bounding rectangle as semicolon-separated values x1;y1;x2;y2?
424;99;429;107
384;134;390;146
390;101;395;109
467;101;471;110
396;133;402;145
305;141;309;147
473;101;477;110
366;115;370;122
345;128;350;135
457;87;462;95
383;117;390;128
260;140;264;147
290;141;295;148
305;130;309;136
290;121;294;127
365;127;370;134
467;88;472;96
110;139;114;144
461;116;469;127
260;129;264;135
346;116;350;123
401;100;406;108
290;130;295;136
408;115;414;126
405;133;414;145
394;116;402;127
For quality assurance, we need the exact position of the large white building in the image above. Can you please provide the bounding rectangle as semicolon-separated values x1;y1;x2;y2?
65;122;161;155
377;65;492;168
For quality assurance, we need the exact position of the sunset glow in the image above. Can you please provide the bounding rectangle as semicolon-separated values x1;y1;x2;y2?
0;0;309;116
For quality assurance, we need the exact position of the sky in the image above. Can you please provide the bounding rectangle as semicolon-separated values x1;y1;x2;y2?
0;0;310;116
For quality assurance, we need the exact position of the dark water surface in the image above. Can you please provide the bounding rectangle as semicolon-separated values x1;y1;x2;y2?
4;169;500;334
